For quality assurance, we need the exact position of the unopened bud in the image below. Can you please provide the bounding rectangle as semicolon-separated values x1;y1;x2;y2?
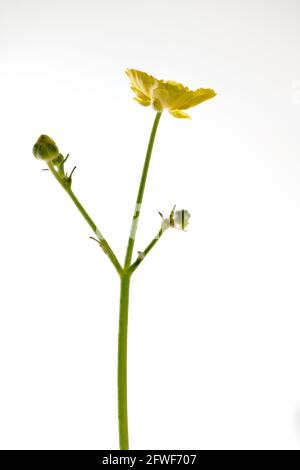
137;251;145;260
174;210;191;230
33;135;59;161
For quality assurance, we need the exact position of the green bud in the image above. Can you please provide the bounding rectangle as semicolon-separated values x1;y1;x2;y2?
33;135;59;161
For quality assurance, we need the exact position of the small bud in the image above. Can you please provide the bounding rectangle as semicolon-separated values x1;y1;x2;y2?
33;135;59;161
174;210;191;230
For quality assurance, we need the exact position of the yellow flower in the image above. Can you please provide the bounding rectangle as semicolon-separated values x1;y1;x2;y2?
126;69;216;119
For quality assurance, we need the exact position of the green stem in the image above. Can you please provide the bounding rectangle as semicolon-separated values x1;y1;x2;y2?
47;162;122;275
124;111;162;269
128;226;165;274
118;274;131;450
117;111;162;450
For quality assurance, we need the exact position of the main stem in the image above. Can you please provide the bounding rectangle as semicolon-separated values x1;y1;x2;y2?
118;112;162;450
118;274;130;450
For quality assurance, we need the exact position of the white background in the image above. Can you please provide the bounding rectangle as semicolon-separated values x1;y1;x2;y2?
1;0;300;450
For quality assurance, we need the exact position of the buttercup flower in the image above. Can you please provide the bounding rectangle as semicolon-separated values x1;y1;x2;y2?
33;67;214;451
126;69;216;119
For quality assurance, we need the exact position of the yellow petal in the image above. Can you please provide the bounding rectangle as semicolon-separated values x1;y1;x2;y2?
134;97;151;106
152;82;190;111
178;88;217;110
130;85;148;101
169;109;191;119
126;69;158;100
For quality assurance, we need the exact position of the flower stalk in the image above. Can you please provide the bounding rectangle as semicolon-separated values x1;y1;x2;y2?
124;111;162;269
128;226;164;275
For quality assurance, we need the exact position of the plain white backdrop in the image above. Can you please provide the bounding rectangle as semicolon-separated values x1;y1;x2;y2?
1;0;300;450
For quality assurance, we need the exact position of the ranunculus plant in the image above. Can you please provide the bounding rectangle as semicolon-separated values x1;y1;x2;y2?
33;69;216;450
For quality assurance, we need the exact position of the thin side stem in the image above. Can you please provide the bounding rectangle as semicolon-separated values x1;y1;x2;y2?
128;226;165;274
47;162;122;275
118;274;131;450
124;111;162;269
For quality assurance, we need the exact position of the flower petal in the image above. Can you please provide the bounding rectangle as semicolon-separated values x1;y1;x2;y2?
134;97;151;106
152;82;190;111
126;69;158;100
169;109;191;119
178;88;217;110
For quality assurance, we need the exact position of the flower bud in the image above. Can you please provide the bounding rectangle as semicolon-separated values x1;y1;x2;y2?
137;251;145;260
174;210;191;230
33;135;59;161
